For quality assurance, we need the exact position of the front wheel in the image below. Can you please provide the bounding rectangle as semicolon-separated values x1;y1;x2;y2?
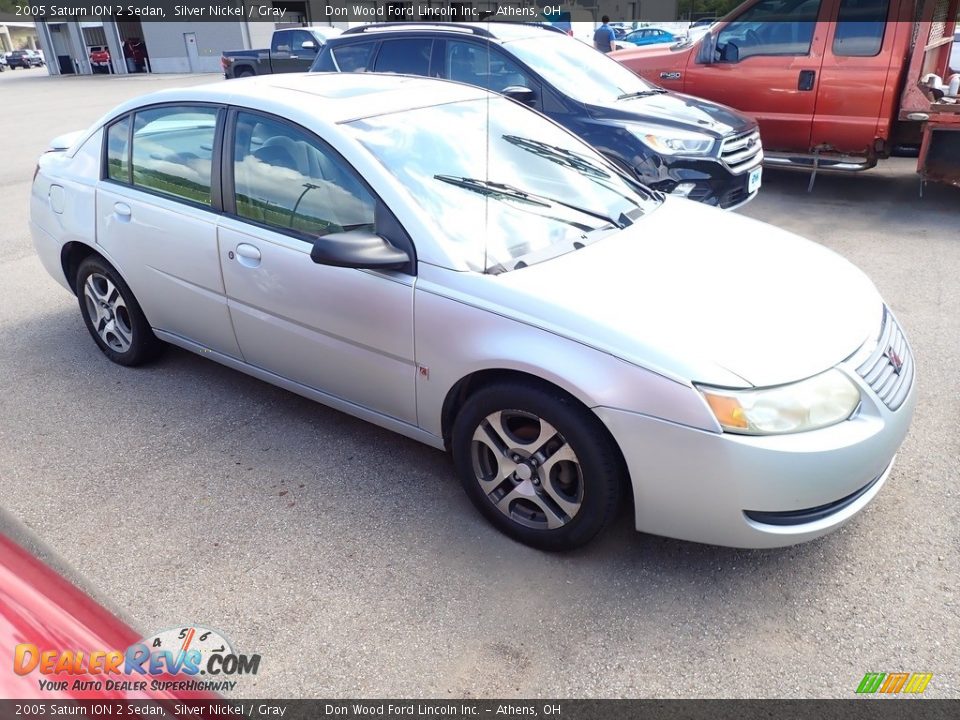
452;382;623;551
76;256;164;366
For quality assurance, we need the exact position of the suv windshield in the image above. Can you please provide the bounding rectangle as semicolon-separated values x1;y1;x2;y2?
506;35;658;105
347;96;659;273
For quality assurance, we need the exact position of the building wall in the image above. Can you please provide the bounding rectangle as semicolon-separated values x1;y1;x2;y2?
141;22;246;73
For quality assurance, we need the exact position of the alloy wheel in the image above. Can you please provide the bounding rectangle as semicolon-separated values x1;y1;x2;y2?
83;272;133;353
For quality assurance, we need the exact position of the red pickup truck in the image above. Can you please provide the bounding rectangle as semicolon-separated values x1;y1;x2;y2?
614;0;960;187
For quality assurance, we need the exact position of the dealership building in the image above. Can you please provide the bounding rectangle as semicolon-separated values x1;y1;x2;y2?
34;0;677;76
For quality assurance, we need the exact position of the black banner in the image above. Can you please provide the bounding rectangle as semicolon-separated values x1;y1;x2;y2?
0;1;719;24
0;701;958;720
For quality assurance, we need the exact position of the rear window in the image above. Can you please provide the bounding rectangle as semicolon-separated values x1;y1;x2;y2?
106;117;130;183
833;0;890;56
373;38;433;75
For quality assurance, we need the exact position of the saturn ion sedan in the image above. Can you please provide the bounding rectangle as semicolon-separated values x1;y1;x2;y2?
30;74;916;551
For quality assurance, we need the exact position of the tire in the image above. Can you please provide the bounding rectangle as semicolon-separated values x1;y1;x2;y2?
235;67;254;78
75;256;164;366
452;381;623;551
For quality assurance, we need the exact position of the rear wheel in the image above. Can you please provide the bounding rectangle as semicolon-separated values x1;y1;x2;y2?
452;382;622;551
235;67;254;78
76;256;163;366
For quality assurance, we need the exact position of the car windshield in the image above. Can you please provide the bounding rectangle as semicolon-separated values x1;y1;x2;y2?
346;97;660;273
505;35;658;104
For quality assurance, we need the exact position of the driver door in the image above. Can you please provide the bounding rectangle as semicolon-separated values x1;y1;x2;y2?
217;110;417;424
684;0;832;152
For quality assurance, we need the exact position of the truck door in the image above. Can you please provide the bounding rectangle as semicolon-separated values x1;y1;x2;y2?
271;29;319;74
683;0;831;152
813;0;901;155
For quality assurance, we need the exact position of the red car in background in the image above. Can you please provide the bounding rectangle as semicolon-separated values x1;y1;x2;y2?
89;46;111;74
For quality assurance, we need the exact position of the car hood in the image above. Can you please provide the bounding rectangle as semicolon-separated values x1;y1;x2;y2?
585;89;752;137
484;199;882;388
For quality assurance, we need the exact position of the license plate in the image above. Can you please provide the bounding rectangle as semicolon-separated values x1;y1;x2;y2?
748;167;762;194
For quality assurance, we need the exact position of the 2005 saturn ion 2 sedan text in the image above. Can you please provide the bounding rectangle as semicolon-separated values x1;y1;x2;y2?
31;74;916;551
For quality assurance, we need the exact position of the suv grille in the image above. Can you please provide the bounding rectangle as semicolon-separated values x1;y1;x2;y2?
855;307;914;411
720;129;763;174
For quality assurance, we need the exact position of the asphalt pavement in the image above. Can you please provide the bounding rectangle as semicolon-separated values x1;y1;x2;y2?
0;68;958;699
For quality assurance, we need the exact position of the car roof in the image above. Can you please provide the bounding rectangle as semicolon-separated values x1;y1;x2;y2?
103;72;492;125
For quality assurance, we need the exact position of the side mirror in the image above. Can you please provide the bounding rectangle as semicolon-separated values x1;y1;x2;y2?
310;229;409;270
301;40;317;51
697;32;716;64
502;86;536;105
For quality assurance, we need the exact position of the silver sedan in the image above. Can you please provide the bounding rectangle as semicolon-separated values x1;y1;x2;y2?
30;74;916;550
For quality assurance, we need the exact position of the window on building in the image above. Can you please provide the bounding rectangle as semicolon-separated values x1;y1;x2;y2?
131;106;218;206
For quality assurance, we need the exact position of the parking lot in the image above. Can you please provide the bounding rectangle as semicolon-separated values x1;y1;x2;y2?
1;68;958;698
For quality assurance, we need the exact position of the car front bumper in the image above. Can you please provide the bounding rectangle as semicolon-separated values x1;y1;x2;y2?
594;353;917;549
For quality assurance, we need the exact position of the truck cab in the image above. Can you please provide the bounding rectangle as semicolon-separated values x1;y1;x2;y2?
613;0;928;165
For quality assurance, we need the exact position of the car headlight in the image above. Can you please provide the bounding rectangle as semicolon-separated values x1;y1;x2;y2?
626;124;715;156
697;369;861;435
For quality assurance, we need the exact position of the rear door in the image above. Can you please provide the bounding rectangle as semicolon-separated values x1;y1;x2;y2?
814;0;897;154
683;0;830;152
95;104;242;357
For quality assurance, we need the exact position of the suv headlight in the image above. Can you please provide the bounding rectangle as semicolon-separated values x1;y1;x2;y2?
626;124;715;156
697;369;861;435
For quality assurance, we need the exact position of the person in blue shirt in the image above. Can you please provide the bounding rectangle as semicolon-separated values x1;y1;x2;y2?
593;16;616;53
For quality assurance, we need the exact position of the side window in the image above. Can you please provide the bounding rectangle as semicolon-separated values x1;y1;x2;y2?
445;41;533;93
332;42;376;72
106;116;130;183
232;112;375;239
716;0;821;61
272;32;292;53
833;0;889;57
131;106;218;206
373;38;433;76
292;30;316;53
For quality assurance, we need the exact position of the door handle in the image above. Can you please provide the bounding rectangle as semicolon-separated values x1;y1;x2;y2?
113;202;132;220
798;69;816;91
235;243;261;268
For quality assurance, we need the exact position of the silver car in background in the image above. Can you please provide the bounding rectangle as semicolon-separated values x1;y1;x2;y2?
30;74;915;551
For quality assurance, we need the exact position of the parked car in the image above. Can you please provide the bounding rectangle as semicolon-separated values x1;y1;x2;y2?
89;45;111;73
614;0;960;187
222;26;341;78
31;74;915;551
618;27;678;47
312;23;764;209
7;49;44;69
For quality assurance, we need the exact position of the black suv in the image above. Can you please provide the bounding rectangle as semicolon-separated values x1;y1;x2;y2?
312;23;763;209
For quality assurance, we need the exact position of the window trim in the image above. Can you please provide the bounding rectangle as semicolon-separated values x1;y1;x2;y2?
99;101;226;214
222;106;417;275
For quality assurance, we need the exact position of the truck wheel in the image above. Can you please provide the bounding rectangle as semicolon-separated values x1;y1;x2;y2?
236;68;254;78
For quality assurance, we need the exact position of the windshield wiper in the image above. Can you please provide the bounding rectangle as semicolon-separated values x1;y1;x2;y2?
617;88;668;100
502;135;613;180
434;175;627;229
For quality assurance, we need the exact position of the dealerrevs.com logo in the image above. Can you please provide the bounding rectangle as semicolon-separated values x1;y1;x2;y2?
14;626;260;693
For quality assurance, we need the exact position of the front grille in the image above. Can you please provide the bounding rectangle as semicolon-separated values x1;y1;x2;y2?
855;307;914;411
720;129;763;174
